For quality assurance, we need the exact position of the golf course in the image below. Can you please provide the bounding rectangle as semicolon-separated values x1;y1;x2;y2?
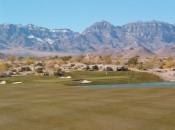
0;71;175;130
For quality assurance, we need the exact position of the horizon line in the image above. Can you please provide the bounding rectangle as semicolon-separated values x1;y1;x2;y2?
0;19;174;33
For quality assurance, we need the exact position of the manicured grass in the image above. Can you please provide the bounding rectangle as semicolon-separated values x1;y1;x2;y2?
65;71;163;85
0;71;174;130
0;71;163;86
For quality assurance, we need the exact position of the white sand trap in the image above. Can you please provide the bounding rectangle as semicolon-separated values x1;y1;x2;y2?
0;81;6;85
60;76;72;79
80;80;92;83
12;82;22;84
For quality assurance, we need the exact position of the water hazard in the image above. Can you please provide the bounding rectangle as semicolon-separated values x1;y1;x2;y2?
82;82;175;88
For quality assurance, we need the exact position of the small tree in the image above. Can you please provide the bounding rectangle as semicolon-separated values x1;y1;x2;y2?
127;56;139;66
9;56;16;63
54;55;59;59
18;56;24;62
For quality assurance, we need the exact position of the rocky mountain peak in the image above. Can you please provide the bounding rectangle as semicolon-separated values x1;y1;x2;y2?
1;20;175;56
52;28;73;33
26;24;37;28
82;20;115;34
122;21;175;32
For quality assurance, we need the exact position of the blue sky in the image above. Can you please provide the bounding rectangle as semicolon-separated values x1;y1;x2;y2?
0;0;175;32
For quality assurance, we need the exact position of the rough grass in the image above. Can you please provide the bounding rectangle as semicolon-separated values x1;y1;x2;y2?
0;71;174;130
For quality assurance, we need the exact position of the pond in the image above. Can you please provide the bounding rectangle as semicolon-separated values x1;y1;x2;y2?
81;82;175;88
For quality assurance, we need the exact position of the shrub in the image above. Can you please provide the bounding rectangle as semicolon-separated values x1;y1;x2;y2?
8;56;16;63
0;62;10;73
103;56;112;64
127;56;139;66
164;61;175;68
114;60;120;65
18;56;24;61
35;67;43;73
74;55;84;62
137;62;143;70
60;56;72;62
26;57;35;65
166;57;174;62
54;55;59;59
142;61;154;69
54;67;64;76
45;60;55;69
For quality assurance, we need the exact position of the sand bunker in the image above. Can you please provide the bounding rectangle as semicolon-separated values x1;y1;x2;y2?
60;76;72;79
80;80;92;83
12;82;22;84
0;81;6;85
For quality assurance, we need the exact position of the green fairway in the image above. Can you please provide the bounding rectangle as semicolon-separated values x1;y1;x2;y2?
0;71;163;86
0;71;175;130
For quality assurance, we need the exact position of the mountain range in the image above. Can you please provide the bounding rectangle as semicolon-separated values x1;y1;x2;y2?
0;20;175;57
